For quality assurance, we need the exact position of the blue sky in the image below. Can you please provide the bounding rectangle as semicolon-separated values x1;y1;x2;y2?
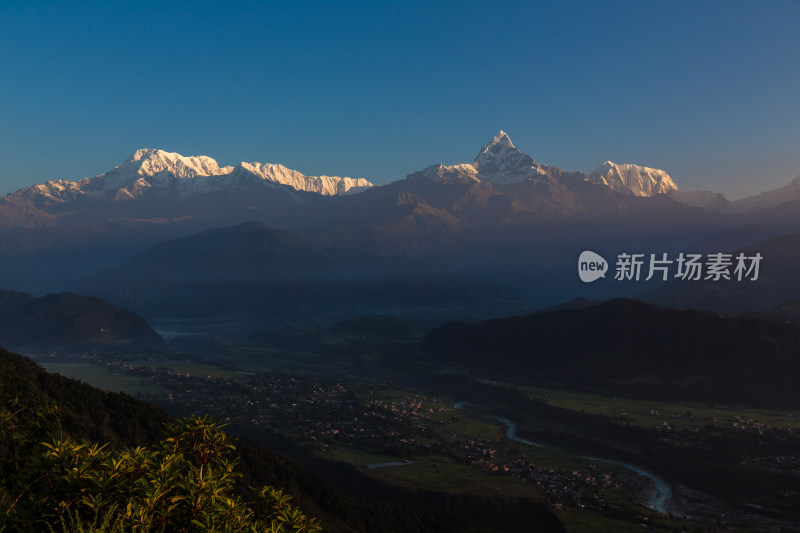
0;0;798;198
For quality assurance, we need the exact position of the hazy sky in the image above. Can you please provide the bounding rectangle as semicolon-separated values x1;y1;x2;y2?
0;0;798;199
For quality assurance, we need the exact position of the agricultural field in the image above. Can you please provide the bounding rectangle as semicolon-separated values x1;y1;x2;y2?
38;361;166;396
327;448;542;499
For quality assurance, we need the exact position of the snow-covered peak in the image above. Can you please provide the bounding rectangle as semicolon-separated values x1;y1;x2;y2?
405;131;557;185
7;149;374;205
122;148;232;179
238;162;372;195
472;131;559;183
589;161;678;197
100;149;374;196
239;161;305;183
472;131;541;182
475;130;515;155
407;163;481;184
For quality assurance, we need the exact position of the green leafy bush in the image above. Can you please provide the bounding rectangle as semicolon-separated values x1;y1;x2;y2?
0;407;321;533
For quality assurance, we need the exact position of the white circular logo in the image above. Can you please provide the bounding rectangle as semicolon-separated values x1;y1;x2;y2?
578;251;608;283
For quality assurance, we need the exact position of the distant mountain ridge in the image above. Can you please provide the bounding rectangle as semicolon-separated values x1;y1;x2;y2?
422;298;800;407
726;174;800;213
0;148;373;229
20;147;373;201
661;174;800;213
644;231;800;313
0;289;166;351
2;131;800;308
4;131;800;234
406;131;681;197
78;221;535;325
0;132;689;231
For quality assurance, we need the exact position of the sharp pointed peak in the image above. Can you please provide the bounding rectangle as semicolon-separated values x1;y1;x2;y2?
473;130;525;165
486;130;514;149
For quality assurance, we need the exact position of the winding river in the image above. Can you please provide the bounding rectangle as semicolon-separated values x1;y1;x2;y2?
493;416;672;514
453;404;673;514
580;455;672;514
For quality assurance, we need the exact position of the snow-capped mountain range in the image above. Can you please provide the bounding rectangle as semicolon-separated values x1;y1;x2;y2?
7;132;690;224
3;131;799;230
407;131;690;201
13;148;373;206
404;131;800;214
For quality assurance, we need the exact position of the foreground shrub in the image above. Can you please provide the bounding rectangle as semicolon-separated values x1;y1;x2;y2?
0;409;321;532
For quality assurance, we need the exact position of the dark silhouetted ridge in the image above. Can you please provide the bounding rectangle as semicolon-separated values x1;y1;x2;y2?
424;298;800;406
0;289;167;351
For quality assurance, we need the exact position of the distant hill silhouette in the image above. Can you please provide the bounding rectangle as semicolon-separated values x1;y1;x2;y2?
0;290;167;351
78;221;531;324
645;232;800;313
423;298;800;406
